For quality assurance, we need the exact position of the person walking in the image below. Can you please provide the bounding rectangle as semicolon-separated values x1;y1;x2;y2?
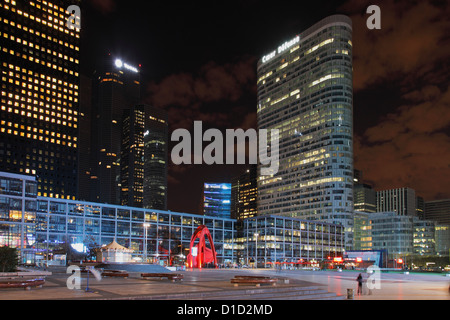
356;273;364;295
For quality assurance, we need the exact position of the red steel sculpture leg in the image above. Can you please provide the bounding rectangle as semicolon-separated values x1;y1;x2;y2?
187;225;218;269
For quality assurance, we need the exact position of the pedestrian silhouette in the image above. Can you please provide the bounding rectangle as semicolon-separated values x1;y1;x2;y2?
356;273;363;295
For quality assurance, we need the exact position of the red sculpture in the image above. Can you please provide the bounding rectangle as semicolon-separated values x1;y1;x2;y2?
186;225;218;269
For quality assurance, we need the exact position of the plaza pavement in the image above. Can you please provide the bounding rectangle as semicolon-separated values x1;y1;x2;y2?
0;267;448;301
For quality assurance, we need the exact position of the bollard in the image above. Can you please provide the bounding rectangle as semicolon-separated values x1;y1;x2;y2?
347;288;354;300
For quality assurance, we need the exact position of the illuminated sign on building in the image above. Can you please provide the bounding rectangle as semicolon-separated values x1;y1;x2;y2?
262;35;300;64
114;59;139;73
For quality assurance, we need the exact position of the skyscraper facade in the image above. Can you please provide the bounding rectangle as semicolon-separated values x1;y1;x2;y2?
120;104;145;207
424;199;450;225
231;165;258;220
376;187;416;216
143;105;168;210
120;104;168;210
0;0;81;199
353;183;376;213
89;55;140;204
256;15;354;246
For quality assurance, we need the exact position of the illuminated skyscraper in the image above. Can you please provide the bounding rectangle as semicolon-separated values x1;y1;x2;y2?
257;15;354;247
89;54;141;204
120;104;145;207
143;105;168;210
0;0;81;199
231;165;258;220
120;104;168;210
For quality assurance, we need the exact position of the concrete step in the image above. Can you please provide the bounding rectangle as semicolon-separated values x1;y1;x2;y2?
197;288;325;300
181;286;343;301
265;291;345;300
116;284;344;301
143;285;315;300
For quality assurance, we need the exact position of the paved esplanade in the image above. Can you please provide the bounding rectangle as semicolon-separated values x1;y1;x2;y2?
0;268;448;300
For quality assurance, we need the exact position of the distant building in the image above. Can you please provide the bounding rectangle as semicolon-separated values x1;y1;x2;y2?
120;105;145;207
143;106;168;210
231;165;258;220
413;219;436;256
353;184;377;213
376;187;416;216
353;169;363;185
416;196;425;219
353;211;440;259
424;199;450;225
120;104;168;210
203;183;231;219
368;212;414;257
435;225;450;256
78;74;93;202
89;54;141;204
353;211;372;251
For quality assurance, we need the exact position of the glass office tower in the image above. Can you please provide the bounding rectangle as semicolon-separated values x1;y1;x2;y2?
89;55;141;204
0;0;81;199
120;105;145;207
143;105;168;210
120;104;168;210
231;165;258;221
257;15;354;248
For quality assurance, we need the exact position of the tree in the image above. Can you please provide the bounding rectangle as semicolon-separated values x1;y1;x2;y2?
0;246;19;272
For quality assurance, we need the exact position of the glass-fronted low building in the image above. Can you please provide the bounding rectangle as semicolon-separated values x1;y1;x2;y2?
238;215;344;267
0;172;37;263
1;171;344;267
353;211;446;259
0;171;236;265
34;198;237;266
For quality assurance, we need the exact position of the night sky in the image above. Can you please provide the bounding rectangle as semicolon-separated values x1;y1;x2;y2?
80;0;450;214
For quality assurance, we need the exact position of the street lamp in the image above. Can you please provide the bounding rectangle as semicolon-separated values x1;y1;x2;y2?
254;233;259;269
143;223;150;263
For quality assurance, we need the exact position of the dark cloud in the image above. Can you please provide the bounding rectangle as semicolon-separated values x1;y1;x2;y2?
340;0;450;200
88;0;117;14
355;85;450;200
144;57;257;130
144;57;258;207
340;0;450;91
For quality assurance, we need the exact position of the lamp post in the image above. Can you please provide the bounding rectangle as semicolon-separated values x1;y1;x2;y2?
254;233;259;269
143;223;150;263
